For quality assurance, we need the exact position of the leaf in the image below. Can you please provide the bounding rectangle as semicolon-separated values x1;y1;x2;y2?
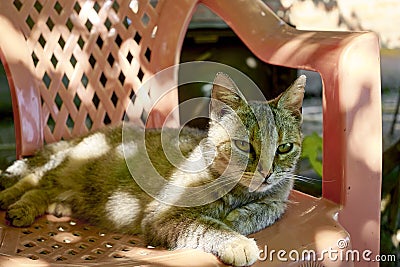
301;132;323;177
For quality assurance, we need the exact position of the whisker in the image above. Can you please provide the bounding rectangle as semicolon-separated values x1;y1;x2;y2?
292;178;317;184
292;174;318;179
191;169;258;200
292;174;321;182
192;177;238;201
292;174;336;183
180;168;261;202
271;172;318;185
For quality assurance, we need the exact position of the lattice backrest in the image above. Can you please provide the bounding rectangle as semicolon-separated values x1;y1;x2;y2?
0;0;382;261
2;0;181;146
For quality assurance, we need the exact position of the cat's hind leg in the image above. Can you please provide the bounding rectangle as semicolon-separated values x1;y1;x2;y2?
0;173;40;209
6;188;56;227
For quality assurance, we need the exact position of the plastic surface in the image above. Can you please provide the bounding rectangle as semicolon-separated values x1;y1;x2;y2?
0;191;347;266
0;0;183;156
201;0;382;263
0;0;381;266
0;15;43;159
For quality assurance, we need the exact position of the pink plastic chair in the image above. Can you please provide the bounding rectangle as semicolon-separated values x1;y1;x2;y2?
0;0;381;266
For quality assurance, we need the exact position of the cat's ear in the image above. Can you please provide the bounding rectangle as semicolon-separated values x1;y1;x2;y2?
210;72;247;120
270;75;306;118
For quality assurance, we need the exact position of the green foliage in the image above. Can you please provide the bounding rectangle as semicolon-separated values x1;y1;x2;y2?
301;132;323;177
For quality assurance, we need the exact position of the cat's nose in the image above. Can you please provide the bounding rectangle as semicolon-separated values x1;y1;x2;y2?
257;162;273;181
259;168;272;180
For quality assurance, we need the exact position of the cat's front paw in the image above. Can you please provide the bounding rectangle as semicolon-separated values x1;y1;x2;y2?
218;236;259;266
6;203;36;227
224;209;241;226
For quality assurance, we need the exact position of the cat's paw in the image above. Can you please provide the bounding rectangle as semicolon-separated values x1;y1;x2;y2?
0;188;19;209
6;203;36;227
47;203;72;217
218;236;259;266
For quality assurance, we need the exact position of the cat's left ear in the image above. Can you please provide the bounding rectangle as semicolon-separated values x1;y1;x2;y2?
270;75;306;119
210;72;247;120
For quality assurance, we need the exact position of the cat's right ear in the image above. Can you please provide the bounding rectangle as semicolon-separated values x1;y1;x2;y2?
270;75;306;119
210;72;247;121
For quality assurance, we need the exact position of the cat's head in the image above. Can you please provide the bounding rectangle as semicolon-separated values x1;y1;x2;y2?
206;72;305;194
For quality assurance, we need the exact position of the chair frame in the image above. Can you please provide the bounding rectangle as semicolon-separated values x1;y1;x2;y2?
0;0;382;266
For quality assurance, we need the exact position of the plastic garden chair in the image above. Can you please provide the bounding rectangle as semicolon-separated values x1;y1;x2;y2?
0;0;381;266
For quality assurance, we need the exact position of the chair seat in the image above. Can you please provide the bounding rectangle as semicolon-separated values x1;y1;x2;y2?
0;0;382;265
0;190;349;266
251;190;351;267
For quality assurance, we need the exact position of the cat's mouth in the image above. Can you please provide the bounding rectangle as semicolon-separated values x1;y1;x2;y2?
243;172;276;192
252;177;279;193
239;171;281;192
262;176;273;185
257;168;274;185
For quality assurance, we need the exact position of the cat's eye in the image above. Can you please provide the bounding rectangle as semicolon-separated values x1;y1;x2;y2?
277;143;293;154
234;140;251;153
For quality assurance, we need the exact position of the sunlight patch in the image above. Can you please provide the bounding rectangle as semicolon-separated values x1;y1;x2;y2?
30;149;71;181
116;142;138;158
70;133;110;160
41;150;69;173
5;159;28;176
105;191;140;227
21;173;40;186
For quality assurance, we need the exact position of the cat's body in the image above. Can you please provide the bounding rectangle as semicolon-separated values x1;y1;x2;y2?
0;73;305;266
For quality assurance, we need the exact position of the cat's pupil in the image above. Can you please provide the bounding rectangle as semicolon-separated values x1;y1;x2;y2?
234;140;251;153
276;143;293;154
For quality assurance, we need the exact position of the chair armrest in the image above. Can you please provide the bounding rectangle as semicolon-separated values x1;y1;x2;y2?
201;0;382;262
201;0;381;205
0;15;43;158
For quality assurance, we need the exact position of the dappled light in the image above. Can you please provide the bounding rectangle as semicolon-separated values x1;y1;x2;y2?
314;229;350;267
0;0;179;156
0;0;382;266
0;211;155;265
346;88;382;173
0;256;50;267
289;0;340;31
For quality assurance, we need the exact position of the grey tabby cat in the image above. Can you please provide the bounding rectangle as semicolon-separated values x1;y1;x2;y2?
0;73;305;266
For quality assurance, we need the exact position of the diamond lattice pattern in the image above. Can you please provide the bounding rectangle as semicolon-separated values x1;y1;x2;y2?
13;0;160;143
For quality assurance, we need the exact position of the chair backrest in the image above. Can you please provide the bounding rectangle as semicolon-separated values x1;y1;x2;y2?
0;0;196;157
0;0;382;265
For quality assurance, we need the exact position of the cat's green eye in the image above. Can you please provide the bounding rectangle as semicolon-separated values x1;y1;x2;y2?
277;143;293;154
234;140;251;153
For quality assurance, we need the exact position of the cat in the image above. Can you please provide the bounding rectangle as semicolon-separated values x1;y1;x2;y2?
0;72;305;266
